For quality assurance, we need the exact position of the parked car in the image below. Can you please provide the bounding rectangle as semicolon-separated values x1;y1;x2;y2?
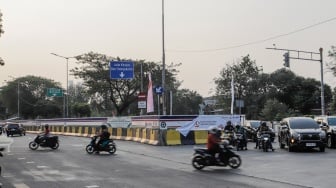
314;116;336;148
244;120;275;142
5;123;26;137
278;117;326;152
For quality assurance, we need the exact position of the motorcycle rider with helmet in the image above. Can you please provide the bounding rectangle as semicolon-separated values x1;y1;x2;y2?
224;121;235;132
95;124;111;152
207;126;223;163
255;122;273;150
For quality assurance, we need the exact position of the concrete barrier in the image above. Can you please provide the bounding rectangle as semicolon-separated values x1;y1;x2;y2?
24;125;208;146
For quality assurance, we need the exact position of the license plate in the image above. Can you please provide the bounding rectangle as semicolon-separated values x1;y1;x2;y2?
306;143;316;147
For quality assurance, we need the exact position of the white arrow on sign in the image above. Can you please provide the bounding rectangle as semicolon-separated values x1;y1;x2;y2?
120;72;125;78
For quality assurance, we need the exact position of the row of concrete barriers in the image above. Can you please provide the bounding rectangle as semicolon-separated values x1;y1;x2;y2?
24;126;210;146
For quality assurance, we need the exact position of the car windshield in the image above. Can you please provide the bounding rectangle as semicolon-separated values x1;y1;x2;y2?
289;119;319;129
8;124;19;128
250;121;260;128
327;117;336;126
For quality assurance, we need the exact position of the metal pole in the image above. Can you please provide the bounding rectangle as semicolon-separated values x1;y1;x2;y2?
66;58;69;118
319;48;325;115
170;90;172;115
17;81;19;118
158;95;160;115
162;0;166;115
63;91;66;118
140;62;144;115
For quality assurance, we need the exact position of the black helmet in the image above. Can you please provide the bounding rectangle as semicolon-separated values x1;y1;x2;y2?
227;121;232;125
261;122;267;126
101;124;108;130
44;124;49;129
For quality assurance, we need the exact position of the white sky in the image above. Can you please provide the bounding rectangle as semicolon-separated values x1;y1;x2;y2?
0;0;336;96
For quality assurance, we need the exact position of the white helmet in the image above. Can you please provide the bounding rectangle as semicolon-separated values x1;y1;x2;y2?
209;126;218;134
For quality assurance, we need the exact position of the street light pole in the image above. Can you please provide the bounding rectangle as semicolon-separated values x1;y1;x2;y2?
51;53;74;118
162;0;166;115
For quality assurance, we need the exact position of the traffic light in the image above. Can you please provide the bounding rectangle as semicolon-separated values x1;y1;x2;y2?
283;52;290;67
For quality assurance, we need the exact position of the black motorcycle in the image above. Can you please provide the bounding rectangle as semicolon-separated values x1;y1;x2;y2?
257;131;274;152
192;142;242;170
29;134;59;150
86;136;116;155
235;133;247;151
0;147;4;176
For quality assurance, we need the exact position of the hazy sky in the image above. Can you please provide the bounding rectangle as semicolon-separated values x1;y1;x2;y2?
1;0;336;96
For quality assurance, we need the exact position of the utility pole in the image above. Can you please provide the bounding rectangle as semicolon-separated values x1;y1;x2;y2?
266;47;325;115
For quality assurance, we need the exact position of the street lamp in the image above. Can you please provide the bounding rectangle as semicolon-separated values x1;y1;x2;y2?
162;0;166;115
50;53;75;118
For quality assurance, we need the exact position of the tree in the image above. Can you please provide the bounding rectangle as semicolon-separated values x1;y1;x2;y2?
214;55;261;117
71;52;181;116
260;99;291;121
0;76;63;119
72;103;91;117
172;89;203;115
0;10;4;66
328;46;336;77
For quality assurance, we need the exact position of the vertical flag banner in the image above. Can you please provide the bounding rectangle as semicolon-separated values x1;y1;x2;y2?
147;73;154;113
231;75;234;115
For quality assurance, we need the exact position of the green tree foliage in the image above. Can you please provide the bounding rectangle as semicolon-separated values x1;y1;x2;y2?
71;52;181;116
260;99;291;121
328;46;336;77
0;76;63;119
72;103;91;117
214;55;261;118
0;10;4;66
172;89;203;115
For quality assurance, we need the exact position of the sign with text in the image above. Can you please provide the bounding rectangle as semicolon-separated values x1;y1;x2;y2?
110;61;134;79
47;88;63;97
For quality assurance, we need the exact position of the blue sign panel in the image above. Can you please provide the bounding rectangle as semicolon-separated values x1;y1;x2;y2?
110;61;134;79
155;86;164;95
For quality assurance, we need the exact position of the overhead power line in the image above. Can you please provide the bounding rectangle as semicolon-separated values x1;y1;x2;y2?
167;16;336;53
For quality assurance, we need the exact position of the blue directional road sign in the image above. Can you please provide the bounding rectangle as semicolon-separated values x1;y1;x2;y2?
110;61;134;79
155;86;164;95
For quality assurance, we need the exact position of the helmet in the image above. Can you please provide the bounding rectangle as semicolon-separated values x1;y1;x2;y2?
44;124;49;129
261;122;267;127
226;121;232;126
101;124;108;130
209;126;218;134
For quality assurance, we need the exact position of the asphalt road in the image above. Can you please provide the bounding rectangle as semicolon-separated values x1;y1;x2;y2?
0;134;335;188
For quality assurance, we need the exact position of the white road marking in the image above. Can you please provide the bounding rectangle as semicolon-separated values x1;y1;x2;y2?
14;183;30;188
85;185;100;188
18;157;26;160
36;165;48;169
7;153;14;155
26;161;35;164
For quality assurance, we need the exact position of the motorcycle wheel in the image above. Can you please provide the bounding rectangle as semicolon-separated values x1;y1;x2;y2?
228;155;241;169
192;156;205;170
29;141;39;150
86;145;95;154
108;144;116;154
51;142;59;150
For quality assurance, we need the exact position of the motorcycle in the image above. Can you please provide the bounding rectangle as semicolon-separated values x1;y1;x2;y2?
191;142;242;170
222;130;235;145
235;133;247;151
0;147;4;176
257;131;274;152
86;136;116;155
29;134;59;150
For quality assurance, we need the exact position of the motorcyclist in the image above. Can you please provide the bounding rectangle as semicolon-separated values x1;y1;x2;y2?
224;121;235;132
95;124;111;151
255;122;273;150
207;126;222;163
40;124;50;143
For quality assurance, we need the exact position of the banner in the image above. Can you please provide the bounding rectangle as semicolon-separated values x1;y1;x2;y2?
146;73;154;113
176;115;241;137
